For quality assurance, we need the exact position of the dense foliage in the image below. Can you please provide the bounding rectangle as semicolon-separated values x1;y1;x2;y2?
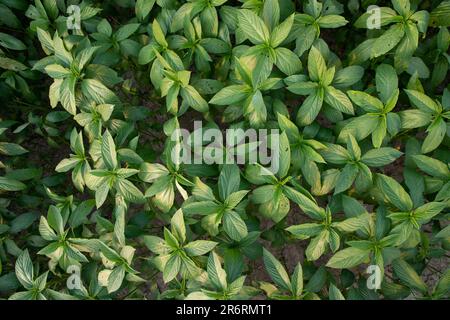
0;0;449;300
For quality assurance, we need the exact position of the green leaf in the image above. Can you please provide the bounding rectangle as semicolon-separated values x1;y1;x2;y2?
225;190;249;209
324;87;354;114
399;109;431;129
107;266;125;293
326;247;370;269
170;3;196;32
115;23;140;42
284;186;324;220
218;164;240;200
0;142;28;156
349;38;376;64
207;251;227;290
376;174;413;211
0;4;21;29
209;85;249;105
296;88;324;126
392;259;427;293
180;85;209;113
60;76;76;115
54;37;73;66
184;240;217;256
277;113;300;141
163;254;181;283
262;0;280;31
304;267;327;293
291;262;303;297
263;248;291;292
101;130;117;170
321;143;351;164
139;163;169;182
329;283;345;300
317;15;348;28
371;24;405;58
392;0;410;16
143;236;170;255
308;46;327;82
339;114;379;144
170;209;186;244
47;205;64;235
372;116;387;148
306;230;329;261
376;64;398;104
0;177;26;191
274;47;302;76
138;43;158;65
69;200;95;228
286;223;324;239
44;64;70;79
430;1;450;27
404;90;440;113
244;89;267;127
346;134;361;160
238;9;270;44
361;148;403;167
414;202;446;224
9;212;38;234
135;0;155;21
270;14;294;47
332;215;368;233
95;182;110;209
334;163;359;195
115;178;144;203
223;211;248;241
0;56;27;71
347;91;384;113
0;32;26;50
434;269;450;298
277;132;291;178
15;250;34;289
422;117;446;154
412;155;450;179
81;79;118;105
333;66;364;89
